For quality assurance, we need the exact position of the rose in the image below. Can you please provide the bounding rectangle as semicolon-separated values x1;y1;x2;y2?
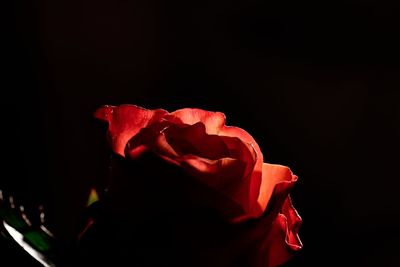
92;104;302;267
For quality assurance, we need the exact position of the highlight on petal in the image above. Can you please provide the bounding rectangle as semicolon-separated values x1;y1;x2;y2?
257;164;298;215
94;105;168;156
169;108;226;134
168;109;263;163
232;163;297;223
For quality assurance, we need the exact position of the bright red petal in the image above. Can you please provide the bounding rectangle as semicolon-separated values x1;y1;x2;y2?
94;105;168;156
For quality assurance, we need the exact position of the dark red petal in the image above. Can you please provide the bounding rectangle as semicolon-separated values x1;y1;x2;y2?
125;126;179;160
281;196;303;251
175;154;250;218
258;214;297;267
163;122;231;160
250;170;302;266
219;135;257;178
178;155;246;189
253;197;302;267
162;122;261;215
94;105;168;156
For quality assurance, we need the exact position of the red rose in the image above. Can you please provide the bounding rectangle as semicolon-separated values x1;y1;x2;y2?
93;104;302;267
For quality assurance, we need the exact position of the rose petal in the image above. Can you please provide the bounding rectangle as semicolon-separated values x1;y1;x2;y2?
162;122;261;215
168;109;265;216
260;214;296;267
163;122;257;174
168;109;262;162
254;197;302;267
168;108;226;134
123;120;259;219
163;122;231;160
281;196;302;251
219;136;257;178
176;154;250;218
94;105;168;156
178;155;246;189
219;127;265;215
258;164;298;214
125;125;179;160
232;163;297;223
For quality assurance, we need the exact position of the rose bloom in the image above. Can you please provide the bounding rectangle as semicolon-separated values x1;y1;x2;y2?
78;104;302;267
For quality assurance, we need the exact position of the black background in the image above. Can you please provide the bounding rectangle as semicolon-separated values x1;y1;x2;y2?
4;0;400;266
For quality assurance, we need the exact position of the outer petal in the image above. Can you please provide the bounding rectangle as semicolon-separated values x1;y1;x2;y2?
94;105;168;156
280;196;302;251
257;214;297;267
258;164;298;214
168;109;262;161
168;109;265;218
233;163;298;223
255;197;302;267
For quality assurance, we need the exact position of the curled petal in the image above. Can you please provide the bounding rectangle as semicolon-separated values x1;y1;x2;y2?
233;163;297;223
163;122;257;175
161;122;259;217
219;136;257;178
175;154;250;218
258;213;298;267
94;105;168;156
168;108;226;134
255;197;302;267
163;122;231;160
168;109;265;216
125;126;179;160
258;164;298;214
168;109;262;162
178;155;247;189
281;196;302;251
